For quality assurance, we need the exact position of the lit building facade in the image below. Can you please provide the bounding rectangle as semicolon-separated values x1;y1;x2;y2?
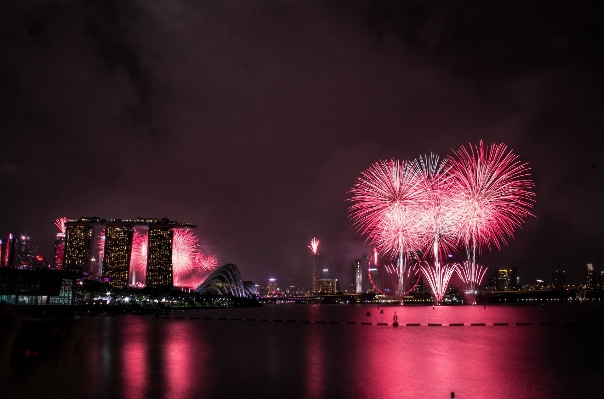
146;226;173;288
63;217;193;289
353;258;363;294
103;224;134;289
53;233;66;269
311;254;322;293
268;278;277;294
3;234;14;267
550;270;566;289
64;224;94;272
494;267;518;291
586;263;596;289
318;278;337;294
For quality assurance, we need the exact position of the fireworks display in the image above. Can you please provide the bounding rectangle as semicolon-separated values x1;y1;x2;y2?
309;237;319;255
349;141;535;304
172;228;218;287
55;217;68;234
448;140;535;294
129;228;148;288
349;159;427;296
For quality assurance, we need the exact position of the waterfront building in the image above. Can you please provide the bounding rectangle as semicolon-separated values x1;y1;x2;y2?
311;253;322;293
494;267;518;291
53;233;66;269
3;234;14;267
551;269;566;289
268;278;277;294
585;263;596;289
353;258;363;294
318;278;337;294
63;217;193;289
146;226;173;288
103;224;134;289
14;235;30;267
64;223;94;272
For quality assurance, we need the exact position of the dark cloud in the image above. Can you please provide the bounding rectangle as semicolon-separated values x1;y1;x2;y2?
1;0;603;288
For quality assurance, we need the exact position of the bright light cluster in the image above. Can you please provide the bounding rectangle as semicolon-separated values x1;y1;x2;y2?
308;237;319;255
55;217;68;234
349;140;535;303
172;228;218;287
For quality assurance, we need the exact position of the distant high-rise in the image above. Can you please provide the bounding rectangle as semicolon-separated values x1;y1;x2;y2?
311;254;322;293
309;238;321;293
550;270;566;289
586;263;596;289
318;278;337;294
64;224;94;272
53;233;66;269
146;226;173;288
14;236;30;267
3;234;15;268
268;278;277;294
353;259;363;294
494;267;517;291
103;224;134;289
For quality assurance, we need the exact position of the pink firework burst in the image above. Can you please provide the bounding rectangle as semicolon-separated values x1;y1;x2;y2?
55;217;68;234
172;228;218;287
129;228;148;287
455;261;487;290
349;159;426;295
448;141;535;291
414;154;459;304
309;238;319;254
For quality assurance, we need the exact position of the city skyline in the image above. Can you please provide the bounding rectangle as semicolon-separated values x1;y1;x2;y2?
1;1;603;287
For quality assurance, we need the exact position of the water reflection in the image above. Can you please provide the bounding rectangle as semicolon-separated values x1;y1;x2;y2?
305;325;324;399
83;305;604;399
122;319;148;399
164;320;205;399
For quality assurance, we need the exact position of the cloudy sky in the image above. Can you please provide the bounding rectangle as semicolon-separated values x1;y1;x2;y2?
1;1;603;288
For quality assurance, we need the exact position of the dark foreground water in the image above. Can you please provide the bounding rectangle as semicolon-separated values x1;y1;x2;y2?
8;303;603;399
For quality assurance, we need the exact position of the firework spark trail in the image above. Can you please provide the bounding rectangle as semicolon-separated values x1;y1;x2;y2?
448;141;535;291
55;217;68;234
349;159;426;296
129;228;148;287
172;228;218;287
309;238;319;254
455;261;487;292
419;260;457;303
414;154;460;303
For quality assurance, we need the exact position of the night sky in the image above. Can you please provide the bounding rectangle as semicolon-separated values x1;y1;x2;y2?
1;1;603;288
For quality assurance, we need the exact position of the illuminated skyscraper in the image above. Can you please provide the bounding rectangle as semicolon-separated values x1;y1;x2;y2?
103;224;134;289
311;254;322;293
494;267;517;291
353;259;363;294
268;278;277;294
146;226;173;288
64;224;94;272
53;233;66;269
586;263;596;289
14;236;30;267
3;234;14;268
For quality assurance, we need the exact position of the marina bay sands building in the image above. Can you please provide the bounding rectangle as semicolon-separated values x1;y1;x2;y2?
63;217;194;289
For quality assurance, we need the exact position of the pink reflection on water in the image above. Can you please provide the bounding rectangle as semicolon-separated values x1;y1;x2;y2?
163;321;205;399
305;325;325;399
122;319;149;399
